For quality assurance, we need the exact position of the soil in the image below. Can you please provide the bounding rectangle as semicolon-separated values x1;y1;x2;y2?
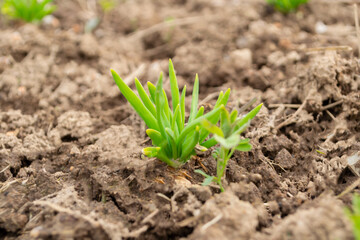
0;0;360;239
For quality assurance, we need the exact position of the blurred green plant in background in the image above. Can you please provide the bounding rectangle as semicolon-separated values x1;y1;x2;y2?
1;0;55;22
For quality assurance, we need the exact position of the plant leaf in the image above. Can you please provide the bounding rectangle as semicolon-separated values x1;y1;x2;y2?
178;105;224;146
180;85;186;131
142;147;160;158
188;74;199;123
200;137;217;148
235;143;252;152
220;108;231;137
165;128;178;159
180;126;200;162
195;106;204;119
169;59;180;113
111;69;159;131
230;109;238;123
214;134;240;149
201;119;224;137
202;176;215;186
146;129;164;146
194;169;211;178
135;78;156;117
147;81;156;103
235;103;263;130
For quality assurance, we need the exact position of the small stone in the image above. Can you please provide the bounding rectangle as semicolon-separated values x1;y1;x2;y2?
230;48;252;70
80;34;100;58
274;149;296;169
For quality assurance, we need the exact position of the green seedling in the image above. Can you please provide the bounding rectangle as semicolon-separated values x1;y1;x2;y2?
99;0;118;13
266;0;308;13
1;0;56;23
195;103;262;192
345;194;360;240
111;60;230;168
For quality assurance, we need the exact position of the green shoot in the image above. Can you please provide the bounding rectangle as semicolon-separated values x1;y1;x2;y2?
99;0;118;13
266;0;308;13
345;194;360;240
111;59;230;168
195;104;262;192
1;0;56;23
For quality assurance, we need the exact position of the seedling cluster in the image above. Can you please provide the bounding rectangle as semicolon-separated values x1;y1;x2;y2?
1;0;56;22
111;60;262;190
266;0;308;13
196;104;262;192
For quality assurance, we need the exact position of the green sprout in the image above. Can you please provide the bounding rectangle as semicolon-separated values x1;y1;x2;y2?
1;0;56;23
266;0;308;13
111;60;230;168
195;104;262;192
345;194;360;240
99;0;118;13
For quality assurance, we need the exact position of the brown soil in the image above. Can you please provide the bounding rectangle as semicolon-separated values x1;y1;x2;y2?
1;0;360;239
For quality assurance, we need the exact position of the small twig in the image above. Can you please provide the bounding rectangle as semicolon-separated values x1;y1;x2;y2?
156;193;171;202
237;97;257;114
268;103;301;109
123;64;146;86
337;178;360;198
275;93;311;131
354;4;360;57
0;165;10;173
141;209;159;224
128;16;211;40
201;213;223;232
325;110;337;121
320;100;344;111
199;92;220;105
305;46;353;54
0;179;22;193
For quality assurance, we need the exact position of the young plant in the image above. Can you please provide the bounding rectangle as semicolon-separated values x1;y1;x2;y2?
195;104;262;192
1;0;56;23
99;0;118;13
111;60;230;168
345;194;360;240
266;0;308;13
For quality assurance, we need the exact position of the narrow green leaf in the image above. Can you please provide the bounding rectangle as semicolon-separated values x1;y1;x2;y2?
200;138;217;148
180;126;200;161
142;147;160;158
155;72;167;138
169;59;180;113
220;108;231;137
201;119;224;137
214;134;240;149
194;169;211;178
235;103;263;130
235;143;252;152
162;89;171;120
188;74;199;123
180;85;186;130
147;81;156;103
172;104;180;137
177;105;224;146
156;149;179;168
146;129;164;146
195;106;204;119
217;88;231;107
135;78;156;117
111;69;159;131
230;109;238;123
165;128;178;159
214;91;224;108
202;176;215;186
